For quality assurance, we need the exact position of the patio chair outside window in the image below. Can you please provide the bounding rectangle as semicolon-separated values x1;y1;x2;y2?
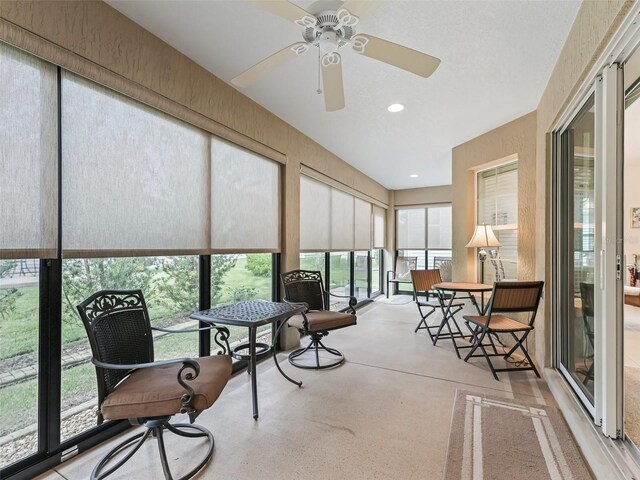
386;255;417;298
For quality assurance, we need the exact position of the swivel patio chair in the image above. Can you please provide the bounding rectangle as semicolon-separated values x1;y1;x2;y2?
463;281;544;380
410;269;463;340
77;289;233;480
281;270;357;369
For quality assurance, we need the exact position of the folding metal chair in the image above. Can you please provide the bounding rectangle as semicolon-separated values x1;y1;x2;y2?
463;281;544;380
410;269;463;341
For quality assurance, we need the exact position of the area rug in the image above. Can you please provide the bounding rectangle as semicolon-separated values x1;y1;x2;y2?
443;390;592;480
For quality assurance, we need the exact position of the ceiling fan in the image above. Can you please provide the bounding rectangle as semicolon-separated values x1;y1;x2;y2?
231;1;441;112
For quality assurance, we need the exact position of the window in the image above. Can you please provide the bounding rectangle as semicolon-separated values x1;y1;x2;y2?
394;205;453;292
0;41;281;475
60;256;200;441
211;253;275;353
477;162;518;283
298;251;383;308
0;41;56;469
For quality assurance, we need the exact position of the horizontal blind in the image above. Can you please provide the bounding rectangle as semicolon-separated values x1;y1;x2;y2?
396;208;426;249
427;205;452;249
477;161;518;281
211;138;280;252
354;197;372;251
478;163;518;227
300;175;331;251
372;205;386;249
0;42;58;259
62;73;210;257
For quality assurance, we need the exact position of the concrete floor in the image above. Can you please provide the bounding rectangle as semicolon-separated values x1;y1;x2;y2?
37;297;557;480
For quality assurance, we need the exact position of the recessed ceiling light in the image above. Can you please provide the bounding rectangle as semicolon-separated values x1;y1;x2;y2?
387;103;405;113
410;174;419;178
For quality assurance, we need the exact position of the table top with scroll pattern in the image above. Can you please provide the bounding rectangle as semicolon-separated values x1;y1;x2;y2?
190;300;306;327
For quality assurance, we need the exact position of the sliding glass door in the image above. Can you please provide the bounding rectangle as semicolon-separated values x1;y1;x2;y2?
557;94;597;407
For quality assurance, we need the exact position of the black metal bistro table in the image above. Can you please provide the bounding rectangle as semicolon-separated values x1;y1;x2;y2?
190;300;305;420
431;282;493;359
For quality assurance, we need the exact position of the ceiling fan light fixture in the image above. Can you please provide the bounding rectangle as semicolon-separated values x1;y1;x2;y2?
387;103;405;113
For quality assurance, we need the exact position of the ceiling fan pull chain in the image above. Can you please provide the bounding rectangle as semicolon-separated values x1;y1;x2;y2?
317;49;322;95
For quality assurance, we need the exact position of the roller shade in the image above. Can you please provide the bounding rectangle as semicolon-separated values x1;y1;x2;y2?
427;205;452;249
396;208;426;249
211;138;280;252
354;197;372;251
0;42;57;259
62;73;210;257
330;189;354;250
372;205;386;249
300;174;376;252
300;175;331;251
396;205;452;250
61;72;281;257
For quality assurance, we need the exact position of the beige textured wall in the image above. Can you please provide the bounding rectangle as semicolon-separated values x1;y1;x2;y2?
393;185;452;207
0;0;389;275
451;111;537;284
535;0;633;366
449;1;634;366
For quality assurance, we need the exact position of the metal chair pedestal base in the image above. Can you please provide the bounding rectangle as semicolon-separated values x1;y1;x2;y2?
91;418;214;480
288;333;345;369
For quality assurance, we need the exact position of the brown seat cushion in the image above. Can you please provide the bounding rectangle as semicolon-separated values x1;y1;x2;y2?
101;354;232;421
288;311;357;332
464;314;532;332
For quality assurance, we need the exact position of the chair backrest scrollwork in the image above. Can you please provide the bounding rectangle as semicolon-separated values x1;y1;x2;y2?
280;270;327;311
77;289;154;419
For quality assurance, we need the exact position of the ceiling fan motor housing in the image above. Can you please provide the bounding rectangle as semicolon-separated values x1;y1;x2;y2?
303;10;354;50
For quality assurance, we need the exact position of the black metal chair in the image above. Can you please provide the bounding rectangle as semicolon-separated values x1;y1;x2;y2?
386;255;417;298
463;281;544;380
410;269;464;340
579;282;595;384
77;289;233;480
281;270;357;369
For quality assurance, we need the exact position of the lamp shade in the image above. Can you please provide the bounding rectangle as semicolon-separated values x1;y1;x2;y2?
466;224;501;248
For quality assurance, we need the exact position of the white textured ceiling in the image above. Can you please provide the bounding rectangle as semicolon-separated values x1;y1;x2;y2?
107;0;580;189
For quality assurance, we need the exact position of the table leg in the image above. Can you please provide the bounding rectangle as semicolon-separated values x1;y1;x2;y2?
249;326;259;420
272;318;303;387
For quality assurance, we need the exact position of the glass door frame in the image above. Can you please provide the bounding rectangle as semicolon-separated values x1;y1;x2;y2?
552;65;624;438
554;89;598;418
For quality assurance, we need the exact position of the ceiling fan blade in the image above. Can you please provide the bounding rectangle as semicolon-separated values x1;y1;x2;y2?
248;1;316;26
231;43;310;88
321;53;345;112
340;1;385;19
352;34;440;78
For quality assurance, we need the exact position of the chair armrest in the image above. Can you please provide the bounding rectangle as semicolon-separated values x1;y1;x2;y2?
281;298;309;311
151;324;231;355
327;292;357;314
92;357;199;372
386;270;396;281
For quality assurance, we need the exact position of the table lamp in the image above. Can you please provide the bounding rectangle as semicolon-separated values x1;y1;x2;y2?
466;224;501;284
